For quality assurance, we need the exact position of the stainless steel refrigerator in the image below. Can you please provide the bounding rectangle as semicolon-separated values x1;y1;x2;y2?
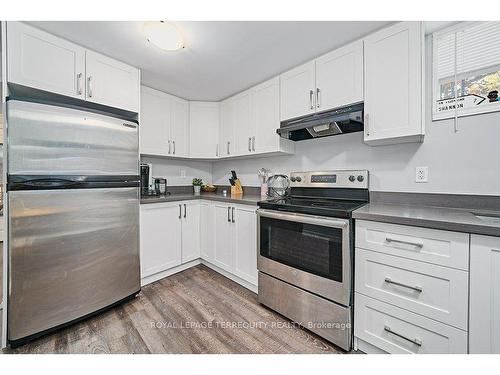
6;100;141;346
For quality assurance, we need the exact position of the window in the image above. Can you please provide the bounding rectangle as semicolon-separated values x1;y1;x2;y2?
433;22;500;120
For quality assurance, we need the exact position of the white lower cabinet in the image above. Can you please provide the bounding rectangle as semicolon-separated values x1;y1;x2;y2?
469;234;500;354
140;203;182;278
354;220;469;353
140;200;258;289
355;293;467;354
181;201;201;263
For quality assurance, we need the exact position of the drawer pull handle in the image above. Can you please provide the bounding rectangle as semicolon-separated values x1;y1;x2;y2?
386;237;424;248
384;325;422;347
384;277;423;293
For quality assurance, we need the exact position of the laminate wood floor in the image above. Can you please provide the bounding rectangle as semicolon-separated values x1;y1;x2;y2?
3;265;343;354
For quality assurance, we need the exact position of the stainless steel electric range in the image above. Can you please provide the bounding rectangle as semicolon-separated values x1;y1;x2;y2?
257;170;369;351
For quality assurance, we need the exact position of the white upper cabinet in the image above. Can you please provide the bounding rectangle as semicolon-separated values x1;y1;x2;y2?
280;61;316;121
7;21;85;99
469;234;500;354
85;50;140;113
253;77;291;154
170;96;189;157
232;90;253;156
363;21;424;145
7;22;140;113
315;40;363;112
220;98;235;157
189;102;220;158
140;86;189;158
280;40;364;122
140;86;170;156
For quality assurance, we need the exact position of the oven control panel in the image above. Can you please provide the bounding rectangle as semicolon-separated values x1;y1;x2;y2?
289;170;368;189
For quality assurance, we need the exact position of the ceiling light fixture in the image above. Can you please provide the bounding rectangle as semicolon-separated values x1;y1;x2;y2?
143;21;184;51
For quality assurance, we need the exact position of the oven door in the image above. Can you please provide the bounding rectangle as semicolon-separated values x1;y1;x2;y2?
257;209;352;306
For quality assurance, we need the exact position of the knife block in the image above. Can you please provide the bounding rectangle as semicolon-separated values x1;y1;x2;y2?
231;179;243;196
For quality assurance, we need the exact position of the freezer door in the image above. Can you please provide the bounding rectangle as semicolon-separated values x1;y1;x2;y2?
7;100;138;176
8;187;140;342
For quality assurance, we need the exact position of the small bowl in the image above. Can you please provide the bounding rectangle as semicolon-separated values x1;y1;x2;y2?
201;185;217;193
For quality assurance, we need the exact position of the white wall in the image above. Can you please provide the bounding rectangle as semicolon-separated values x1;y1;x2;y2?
141;156;212;186
212;36;500;196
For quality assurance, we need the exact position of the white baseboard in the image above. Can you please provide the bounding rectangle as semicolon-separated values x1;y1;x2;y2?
200;260;258;294
140;259;201;286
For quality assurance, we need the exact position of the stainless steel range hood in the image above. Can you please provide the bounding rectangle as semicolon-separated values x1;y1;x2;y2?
277;103;364;141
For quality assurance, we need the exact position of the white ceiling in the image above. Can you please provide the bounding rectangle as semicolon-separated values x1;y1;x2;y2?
30;21;393;101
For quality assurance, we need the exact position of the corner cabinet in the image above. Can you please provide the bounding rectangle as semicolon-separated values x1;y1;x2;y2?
189;102;220;158
469;235;500;354
7;22;140;112
363;21;425;145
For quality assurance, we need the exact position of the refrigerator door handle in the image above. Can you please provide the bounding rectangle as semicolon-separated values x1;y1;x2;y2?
20;178;81;189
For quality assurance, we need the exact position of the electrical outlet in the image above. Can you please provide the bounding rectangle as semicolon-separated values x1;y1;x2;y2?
415;166;428;183
180;169;186;178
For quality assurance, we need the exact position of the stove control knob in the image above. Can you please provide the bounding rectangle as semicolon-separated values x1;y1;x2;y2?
349;175;356;182
290;177;296;182
295;176;302;182
357;175;364;182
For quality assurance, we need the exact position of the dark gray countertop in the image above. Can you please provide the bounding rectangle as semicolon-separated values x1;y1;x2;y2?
353;203;500;236
140;192;263;206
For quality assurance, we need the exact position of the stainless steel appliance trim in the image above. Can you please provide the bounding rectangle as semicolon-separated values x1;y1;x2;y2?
385;237;424;248
289;170;368;189
257;209;352;305
258;272;352;351
384;277;423;293
384;325;423;347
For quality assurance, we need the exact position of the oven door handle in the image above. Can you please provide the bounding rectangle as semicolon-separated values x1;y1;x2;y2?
256;209;349;229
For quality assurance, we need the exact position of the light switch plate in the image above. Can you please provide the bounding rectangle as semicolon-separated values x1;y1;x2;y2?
180;169;186;178
416;166;428;183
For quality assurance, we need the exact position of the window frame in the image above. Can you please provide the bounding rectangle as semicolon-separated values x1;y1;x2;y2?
432;21;500;121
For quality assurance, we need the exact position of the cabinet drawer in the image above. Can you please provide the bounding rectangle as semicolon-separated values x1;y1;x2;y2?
355;248;468;329
354;293;467;354
355;220;469;270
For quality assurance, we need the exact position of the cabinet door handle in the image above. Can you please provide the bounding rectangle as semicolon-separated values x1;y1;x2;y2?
231;207;235;223
87;75;93;98
184;204;187;218
252;136;255;152
384;325;422;347
227;141;230;155
384;277;423;293
168;140;171;154
316;88;321;108
227;206;231;222
216;144;219;157
173;140;176;155
248;137;251;152
309;89;314;110
179;204;182;219
385;237;424;248
364;113;369;137
76;73;83;95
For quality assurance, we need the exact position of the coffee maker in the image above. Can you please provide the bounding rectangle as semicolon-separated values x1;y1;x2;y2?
140;163;153;194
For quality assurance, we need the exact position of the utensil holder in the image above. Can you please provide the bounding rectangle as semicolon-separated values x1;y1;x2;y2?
231;179;243;196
